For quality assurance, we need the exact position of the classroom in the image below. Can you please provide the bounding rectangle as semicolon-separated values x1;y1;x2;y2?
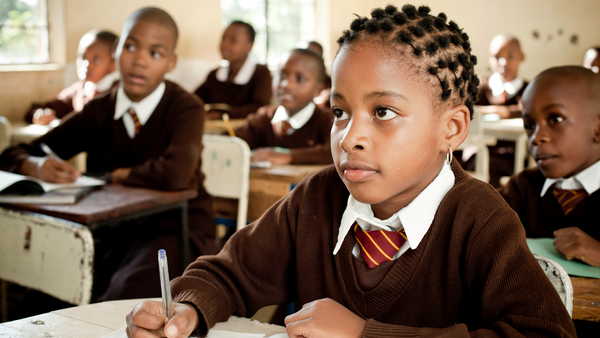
0;0;600;337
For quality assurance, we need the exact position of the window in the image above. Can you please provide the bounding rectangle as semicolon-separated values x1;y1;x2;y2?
221;0;315;68
0;0;49;64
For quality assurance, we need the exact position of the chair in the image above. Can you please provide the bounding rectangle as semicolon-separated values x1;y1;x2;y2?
456;109;497;182
534;254;573;317
0;208;94;306
201;135;251;231
0;116;12;153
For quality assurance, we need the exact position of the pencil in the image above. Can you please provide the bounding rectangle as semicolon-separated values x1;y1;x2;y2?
222;113;236;137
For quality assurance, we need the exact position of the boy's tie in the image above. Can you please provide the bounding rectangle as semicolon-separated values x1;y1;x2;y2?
127;108;142;136
353;222;407;268
552;187;588;216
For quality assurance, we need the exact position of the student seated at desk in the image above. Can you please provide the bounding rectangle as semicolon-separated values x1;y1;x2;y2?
304;40;332;110
25;29;119;125
501;66;600;268
195;21;272;120
0;7;214;302
127;5;575;338
582;46;600;73
233;48;333;165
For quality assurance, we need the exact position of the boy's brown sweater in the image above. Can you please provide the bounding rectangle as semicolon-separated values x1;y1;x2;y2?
501;167;600;240
0;80;215;244
233;105;333;165
172;162;575;337
194;64;272;119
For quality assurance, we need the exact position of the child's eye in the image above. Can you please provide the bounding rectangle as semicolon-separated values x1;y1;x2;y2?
93;57;101;64
332;107;349;121
374;107;398;121
125;44;136;52
523;120;535;130
151;51;162;59
297;76;305;83
548;114;564;125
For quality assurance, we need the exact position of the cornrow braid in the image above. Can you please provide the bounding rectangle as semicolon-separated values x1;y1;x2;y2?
337;5;479;118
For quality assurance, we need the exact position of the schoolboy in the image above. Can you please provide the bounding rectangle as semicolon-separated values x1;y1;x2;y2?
195;21;272;120
127;5;574;338
233;48;333;165
0;7;214;300
25;29;119;125
501;66;600;267
583;46;600;73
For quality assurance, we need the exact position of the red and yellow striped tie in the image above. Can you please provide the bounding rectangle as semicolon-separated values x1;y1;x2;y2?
552;187;588;216
353;222;407;268
127;108;141;136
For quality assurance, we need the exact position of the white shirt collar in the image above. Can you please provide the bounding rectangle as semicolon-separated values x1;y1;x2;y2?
216;55;258;85
540;159;600;196
489;72;524;99
333;162;455;255
270;102;315;134
114;82;166;125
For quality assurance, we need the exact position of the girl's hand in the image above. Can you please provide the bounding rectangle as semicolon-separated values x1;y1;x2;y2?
251;148;292;164
284;298;365;338
554;227;600;267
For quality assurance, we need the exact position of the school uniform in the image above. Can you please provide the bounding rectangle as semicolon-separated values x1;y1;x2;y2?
233;103;333;164
0;80;214;300
194;56;272;119
500;160;600;240
24;72;119;123
171;161;575;337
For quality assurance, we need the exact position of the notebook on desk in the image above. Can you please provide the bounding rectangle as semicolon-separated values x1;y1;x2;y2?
0;170;105;204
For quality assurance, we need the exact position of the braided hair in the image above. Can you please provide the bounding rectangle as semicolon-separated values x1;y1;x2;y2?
336;4;479;119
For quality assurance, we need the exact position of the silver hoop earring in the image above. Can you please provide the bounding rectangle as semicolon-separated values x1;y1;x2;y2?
446;145;453;165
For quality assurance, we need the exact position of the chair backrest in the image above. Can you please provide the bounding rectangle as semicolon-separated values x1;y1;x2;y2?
533;254;573;317
201;135;251;231
0;208;94;305
0;116;12;153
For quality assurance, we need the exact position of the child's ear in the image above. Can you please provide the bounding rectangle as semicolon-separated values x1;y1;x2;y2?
594;115;600;143
441;104;470;153
167;54;178;73
111;38;119;60
312;82;325;98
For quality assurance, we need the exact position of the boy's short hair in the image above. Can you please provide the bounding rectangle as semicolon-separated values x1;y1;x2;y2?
230;20;256;43
125;7;179;50
94;30;118;48
336;5;479;119
289;48;327;84
490;34;522;51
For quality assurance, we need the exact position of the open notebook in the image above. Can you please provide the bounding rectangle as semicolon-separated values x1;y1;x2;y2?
104;327;288;338
0;170;105;204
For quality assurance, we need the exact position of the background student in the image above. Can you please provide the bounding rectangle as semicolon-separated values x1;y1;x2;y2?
195;21;272;120
582;46;600;73
25;29;119;125
501;66;600;267
233;48;333;165
126;5;574;338
0;7;215;303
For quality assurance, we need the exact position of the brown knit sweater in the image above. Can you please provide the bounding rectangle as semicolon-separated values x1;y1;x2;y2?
172;162;575;337
194;64;272;119
233;105;333;165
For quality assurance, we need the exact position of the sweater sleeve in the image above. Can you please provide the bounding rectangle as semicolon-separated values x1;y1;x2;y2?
123;101;204;191
231;109;270;150
290;111;333;165
194;72;212;104
227;66;273;119
170;186;300;336
360;206;575;338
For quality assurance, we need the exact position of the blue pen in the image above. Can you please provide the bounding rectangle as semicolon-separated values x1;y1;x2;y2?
158;249;173;319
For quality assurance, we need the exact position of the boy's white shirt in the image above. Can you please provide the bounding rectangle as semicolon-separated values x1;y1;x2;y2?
334;162;455;260
270;102;316;135
114;82;166;139
540;159;600;197
489;72;525;100
216;55;257;85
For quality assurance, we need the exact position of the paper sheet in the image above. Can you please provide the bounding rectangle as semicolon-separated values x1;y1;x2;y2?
527;238;600;278
103;326;288;338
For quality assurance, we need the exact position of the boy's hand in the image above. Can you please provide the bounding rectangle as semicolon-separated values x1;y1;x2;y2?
112;167;132;184
32;108;57;125
284;298;365;338
20;156;80;183
554;227;600;267
126;300;199;338
251;148;292;165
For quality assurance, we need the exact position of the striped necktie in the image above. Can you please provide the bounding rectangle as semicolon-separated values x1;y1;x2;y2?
552;187;588;216
127;108;141;136
353;222;407;268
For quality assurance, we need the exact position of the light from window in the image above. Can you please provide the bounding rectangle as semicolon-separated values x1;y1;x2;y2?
0;0;49;64
221;0;315;69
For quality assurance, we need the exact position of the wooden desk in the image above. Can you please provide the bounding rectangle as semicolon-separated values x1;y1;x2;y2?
214;164;328;223
204;119;247;135
2;184;197;267
0;298;287;337
481;118;531;174
572;277;600;322
10;123;53;145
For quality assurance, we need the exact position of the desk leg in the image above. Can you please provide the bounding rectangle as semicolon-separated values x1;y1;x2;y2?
179;202;190;270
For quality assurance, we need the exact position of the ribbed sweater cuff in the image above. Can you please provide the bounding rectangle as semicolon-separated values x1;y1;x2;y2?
362;319;427;338
173;286;228;336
